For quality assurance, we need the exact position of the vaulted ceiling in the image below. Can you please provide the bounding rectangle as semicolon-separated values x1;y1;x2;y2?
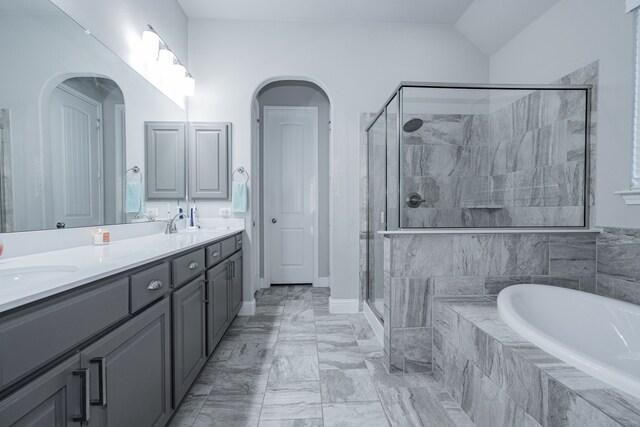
177;0;561;55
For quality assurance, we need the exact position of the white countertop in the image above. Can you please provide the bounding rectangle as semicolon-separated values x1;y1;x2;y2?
0;228;243;314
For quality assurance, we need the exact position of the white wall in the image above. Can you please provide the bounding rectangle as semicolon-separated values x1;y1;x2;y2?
187;19;489;300
489;0;637;228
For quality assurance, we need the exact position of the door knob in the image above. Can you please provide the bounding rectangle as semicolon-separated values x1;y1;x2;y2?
272;218;277;223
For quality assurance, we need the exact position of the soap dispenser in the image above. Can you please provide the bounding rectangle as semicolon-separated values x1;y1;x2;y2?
187;201;199;231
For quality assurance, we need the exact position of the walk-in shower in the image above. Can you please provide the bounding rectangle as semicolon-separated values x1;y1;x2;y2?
365;83;592;320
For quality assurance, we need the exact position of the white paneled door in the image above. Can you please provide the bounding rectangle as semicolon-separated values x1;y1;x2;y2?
265;106;318;284
50;85;103;228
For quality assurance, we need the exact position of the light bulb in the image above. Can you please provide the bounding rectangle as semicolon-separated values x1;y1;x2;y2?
184;75;195;97
172;63;186;83
158;48;174;68
142;30;160;61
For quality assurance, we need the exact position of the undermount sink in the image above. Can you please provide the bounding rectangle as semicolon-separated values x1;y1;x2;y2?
0;265;79;283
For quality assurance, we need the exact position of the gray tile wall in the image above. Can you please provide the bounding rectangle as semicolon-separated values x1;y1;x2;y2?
432;298;637;427
596;227;640;305
401;61;598;228
382;232;599;374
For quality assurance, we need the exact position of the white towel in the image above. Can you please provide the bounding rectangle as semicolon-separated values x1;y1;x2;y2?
125;181;144;213
231;181;248;213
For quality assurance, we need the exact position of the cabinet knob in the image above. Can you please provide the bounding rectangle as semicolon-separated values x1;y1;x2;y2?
148;279;164;290
212;251;219;257
189;261;199;269
271;218;277;224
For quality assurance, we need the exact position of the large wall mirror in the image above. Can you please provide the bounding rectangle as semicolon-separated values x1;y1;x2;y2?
0;0;187;233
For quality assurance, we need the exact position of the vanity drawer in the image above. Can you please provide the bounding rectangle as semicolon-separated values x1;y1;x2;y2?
0;278;129;389
130;262;171;313
235;234;243;251
206;242;222;267
220;237;237;260
173;248;205;286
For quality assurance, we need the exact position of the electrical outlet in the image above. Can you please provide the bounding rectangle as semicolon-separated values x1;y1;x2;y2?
219;207;231;217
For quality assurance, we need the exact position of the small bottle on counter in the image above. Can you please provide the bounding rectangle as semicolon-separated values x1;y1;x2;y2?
93;229;110;245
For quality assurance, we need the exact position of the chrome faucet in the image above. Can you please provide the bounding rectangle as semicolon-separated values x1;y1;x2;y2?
135;212;154;222
165;212;187;234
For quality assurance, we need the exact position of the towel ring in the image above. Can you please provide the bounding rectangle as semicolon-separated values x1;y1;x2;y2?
126;166;143;182
232;167;249;183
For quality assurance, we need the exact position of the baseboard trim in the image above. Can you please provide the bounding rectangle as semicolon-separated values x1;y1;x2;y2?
259;278;269;289
329;298;360;314
315;277;330;288
363;303;384;345
239;299;256;316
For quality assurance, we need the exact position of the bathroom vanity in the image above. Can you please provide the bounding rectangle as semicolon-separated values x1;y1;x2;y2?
0;229;243;426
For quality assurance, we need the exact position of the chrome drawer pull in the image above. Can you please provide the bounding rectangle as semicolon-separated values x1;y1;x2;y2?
237;240;243;245
212;251;219;257
189;261;199;269
148;279;164;290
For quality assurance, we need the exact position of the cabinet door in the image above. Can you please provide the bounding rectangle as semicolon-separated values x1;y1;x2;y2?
206;262;229;355
83;298;172;427
0;355;84;426
145;122;186;199
172;275;207;404
188;122;230;199
230;252;243;316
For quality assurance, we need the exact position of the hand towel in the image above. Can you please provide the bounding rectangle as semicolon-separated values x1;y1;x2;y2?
231;181;248;213
125;181;144;213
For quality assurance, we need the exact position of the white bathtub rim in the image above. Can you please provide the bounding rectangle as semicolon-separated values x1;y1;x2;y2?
497;284;640;400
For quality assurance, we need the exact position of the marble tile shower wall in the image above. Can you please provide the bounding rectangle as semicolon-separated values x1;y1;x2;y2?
596;227;640;305
402;61;598;228
382;232;598;374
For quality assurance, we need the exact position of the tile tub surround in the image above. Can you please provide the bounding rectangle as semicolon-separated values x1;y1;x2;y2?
382;231;599;374
433;297;640;427
169;285;475;427
400;61;598;228
596;227;640;305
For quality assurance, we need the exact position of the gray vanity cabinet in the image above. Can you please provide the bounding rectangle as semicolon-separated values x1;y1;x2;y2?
0;355;83;426
82;298;172;427
188;122;231;200
230;252;243;317
206;262;230;355
172;275;207;405
145;122;186;200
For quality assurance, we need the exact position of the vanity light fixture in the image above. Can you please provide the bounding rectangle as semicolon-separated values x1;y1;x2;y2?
142;25;195;97
142;29;160;60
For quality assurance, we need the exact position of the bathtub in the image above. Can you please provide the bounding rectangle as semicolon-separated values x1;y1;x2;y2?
497;284;640;399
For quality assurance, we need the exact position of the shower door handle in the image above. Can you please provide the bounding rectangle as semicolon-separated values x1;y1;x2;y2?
406;192;426;208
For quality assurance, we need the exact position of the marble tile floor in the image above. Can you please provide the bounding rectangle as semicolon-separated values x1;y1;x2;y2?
169;285;474;427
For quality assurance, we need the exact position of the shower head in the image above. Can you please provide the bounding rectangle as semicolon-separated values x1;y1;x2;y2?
403;118;424;133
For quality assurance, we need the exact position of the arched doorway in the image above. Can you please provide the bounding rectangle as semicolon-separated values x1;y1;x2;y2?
251;79;331;289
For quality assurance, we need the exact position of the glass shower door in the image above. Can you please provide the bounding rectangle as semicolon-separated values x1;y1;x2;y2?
367;112;386;318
